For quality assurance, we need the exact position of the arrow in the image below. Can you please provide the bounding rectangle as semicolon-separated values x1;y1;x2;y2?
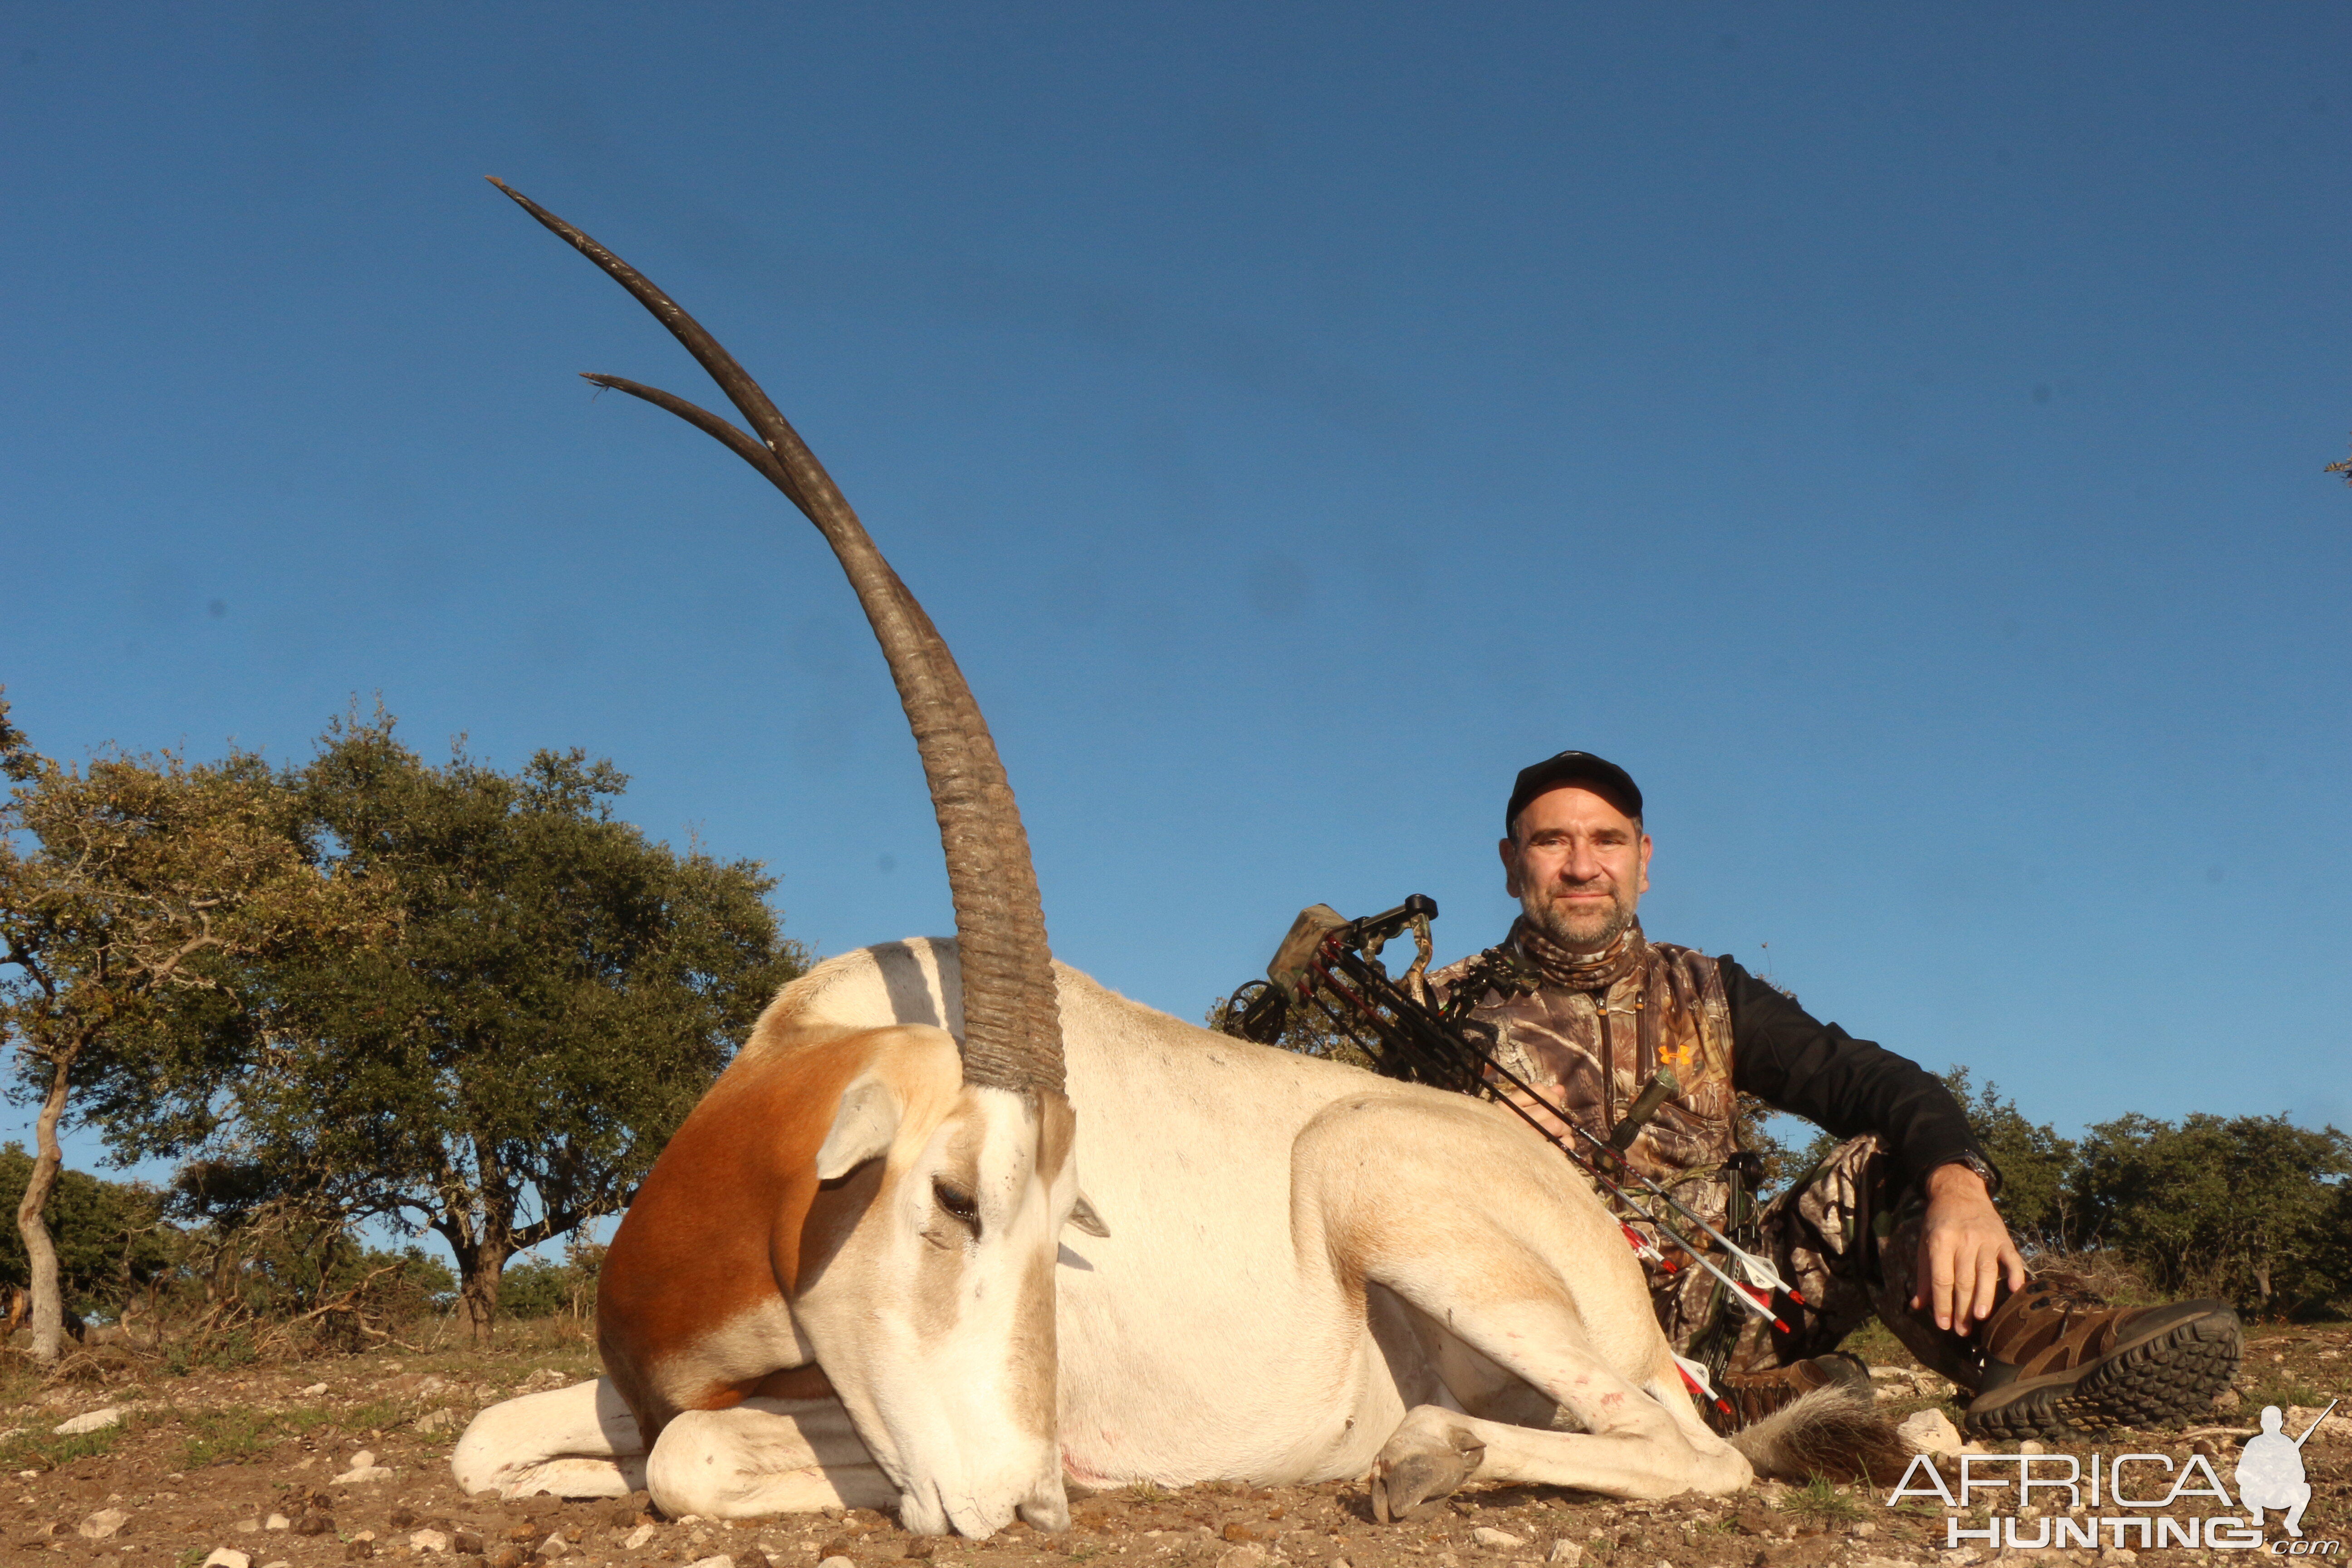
1571;1122;1807;1303
1673;1352;1733;1418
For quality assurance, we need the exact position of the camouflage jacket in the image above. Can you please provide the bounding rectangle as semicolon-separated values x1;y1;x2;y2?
1429;927;1742;1227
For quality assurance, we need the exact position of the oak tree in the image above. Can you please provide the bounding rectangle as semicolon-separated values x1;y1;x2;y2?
0;691;375;1362
108;712;803;1339
2070;1111;2350;1314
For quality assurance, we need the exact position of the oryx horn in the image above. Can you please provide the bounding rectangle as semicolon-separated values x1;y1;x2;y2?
490;179;1063;1095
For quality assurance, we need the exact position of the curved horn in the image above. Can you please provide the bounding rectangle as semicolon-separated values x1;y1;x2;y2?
490;180;1063;1095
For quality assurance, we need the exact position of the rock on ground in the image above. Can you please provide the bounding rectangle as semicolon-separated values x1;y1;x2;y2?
52;1407;122;1436
1898;1406;1965;1456
77;1507;127;1539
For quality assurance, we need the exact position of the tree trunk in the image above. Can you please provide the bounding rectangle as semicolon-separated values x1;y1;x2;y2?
15;1054;74;1366
456;1239;511;1344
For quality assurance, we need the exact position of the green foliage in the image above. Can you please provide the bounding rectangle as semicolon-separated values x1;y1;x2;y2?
2069;1112;2350;1314
0;1142;176;1314
1938;1068;2078;1243
164;1158;456;1344
497;1259;569;1318
0;722;307;1092
95;708;803;1335
498;1232;604;1319
0;686;382;1359
497;1257;585;1319
0;696;383;1105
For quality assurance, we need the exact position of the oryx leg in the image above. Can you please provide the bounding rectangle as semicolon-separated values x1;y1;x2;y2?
452;1378;647;1500
645;1396;897;1519
1365;1301;1744;1517
1303;1096;1747;1518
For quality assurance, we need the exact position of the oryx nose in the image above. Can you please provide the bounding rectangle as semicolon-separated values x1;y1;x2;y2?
1019;1484;1071;1533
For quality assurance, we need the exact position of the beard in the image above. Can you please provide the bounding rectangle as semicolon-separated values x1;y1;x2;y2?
1521;881;1638;954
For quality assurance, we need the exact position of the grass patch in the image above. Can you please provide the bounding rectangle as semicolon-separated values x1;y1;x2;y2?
180;1406;286;1468
1776;1475;1864;1528
1126;1481;1168;1505
341;1396;404;1433
0;1420;127;1472
177;1403;333;1467
1834;1317;1916;1370
0;1362;46;1406
2243;1372;2328;1411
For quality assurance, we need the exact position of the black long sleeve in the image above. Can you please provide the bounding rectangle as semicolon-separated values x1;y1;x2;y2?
1718;956;1991;1192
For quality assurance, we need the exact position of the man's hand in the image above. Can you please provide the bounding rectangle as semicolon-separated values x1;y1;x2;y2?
1913;1161;2028;1335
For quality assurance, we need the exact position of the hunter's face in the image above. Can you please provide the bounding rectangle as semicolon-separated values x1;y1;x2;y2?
1500;784;1652;953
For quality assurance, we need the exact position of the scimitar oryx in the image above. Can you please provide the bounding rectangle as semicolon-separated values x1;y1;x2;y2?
453;182;1902;1539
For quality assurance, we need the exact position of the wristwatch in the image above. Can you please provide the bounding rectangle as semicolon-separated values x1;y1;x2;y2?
1937;1150;2004;1200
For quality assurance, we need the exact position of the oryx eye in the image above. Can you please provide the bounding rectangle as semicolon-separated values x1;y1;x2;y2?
932;1178;980;1233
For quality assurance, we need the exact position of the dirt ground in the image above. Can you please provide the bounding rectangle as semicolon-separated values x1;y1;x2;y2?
1;1319;2342;1568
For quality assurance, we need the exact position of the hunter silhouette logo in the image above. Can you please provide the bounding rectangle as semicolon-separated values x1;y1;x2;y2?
1886;1396;2341;1553
2239;1401;2333;1540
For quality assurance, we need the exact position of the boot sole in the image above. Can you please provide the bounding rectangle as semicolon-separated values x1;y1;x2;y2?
1965;1306;2242;1441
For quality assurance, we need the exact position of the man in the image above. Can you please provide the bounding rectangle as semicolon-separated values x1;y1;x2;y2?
1428;750;2242;1439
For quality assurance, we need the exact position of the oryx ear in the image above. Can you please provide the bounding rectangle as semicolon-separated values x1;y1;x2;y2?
1067;1193;1110;1238
816;1077;902;1181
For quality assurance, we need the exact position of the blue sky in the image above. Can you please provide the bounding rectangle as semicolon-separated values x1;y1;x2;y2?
4;4;2347;1211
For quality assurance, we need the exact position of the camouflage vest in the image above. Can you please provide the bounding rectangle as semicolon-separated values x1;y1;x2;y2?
1429;927;1741;1222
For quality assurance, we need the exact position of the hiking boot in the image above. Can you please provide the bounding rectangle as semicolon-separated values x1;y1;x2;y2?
1710;1351;1873;1433
1963;1277;2241;1441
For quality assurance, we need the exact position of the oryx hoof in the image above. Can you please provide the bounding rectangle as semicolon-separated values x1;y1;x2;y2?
1371;1418;1485;1524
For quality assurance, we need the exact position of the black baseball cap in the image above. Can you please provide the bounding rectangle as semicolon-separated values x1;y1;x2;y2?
1505;751;1643;832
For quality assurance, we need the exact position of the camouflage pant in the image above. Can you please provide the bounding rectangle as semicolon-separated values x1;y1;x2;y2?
1649;1135;1984;1391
